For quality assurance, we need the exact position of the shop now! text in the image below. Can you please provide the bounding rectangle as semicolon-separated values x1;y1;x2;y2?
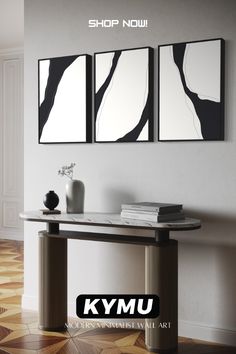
88;19;148;28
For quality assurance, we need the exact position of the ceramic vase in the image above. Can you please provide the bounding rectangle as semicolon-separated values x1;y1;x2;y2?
43;190;59;210
65;179;84;213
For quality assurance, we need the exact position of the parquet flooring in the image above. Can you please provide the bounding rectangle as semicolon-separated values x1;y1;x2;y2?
0;239;236;353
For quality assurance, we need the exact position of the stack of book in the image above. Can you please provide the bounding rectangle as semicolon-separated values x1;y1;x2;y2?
121;202;185;222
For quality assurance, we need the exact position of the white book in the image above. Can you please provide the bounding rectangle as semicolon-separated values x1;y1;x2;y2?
121;202;182;214
122;209;184;216
121;211;185;222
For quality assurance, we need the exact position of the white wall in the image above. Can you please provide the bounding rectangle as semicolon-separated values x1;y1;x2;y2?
23;0;236;345
0;0;24;50
0;51;24;240
0;0;24;240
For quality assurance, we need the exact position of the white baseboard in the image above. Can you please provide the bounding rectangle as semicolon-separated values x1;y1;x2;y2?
22;295;38;311
22;296;236;347
179;320;236;347
0;229;24;241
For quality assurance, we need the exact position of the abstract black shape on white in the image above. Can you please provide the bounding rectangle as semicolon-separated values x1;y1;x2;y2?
95;51;121;120
39;54;91;143
159;39;224;141
39;56;78;139
95;47;154;142
117;93;151;142
173;43;222;140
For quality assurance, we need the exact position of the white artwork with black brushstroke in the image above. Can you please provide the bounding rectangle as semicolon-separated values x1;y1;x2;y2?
39;55;87;143
159;39;223;141
95;48;152;142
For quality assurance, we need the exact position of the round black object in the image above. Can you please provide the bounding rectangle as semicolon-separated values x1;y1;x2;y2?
43;190;59;210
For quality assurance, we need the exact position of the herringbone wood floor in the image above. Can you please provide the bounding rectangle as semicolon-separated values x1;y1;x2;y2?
0;239;235;353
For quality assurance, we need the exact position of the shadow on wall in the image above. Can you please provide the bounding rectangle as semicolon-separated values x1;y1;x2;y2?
215;244;236;338
179;241;236;344
178;209;236;345
177;208;236;246
103;188;136;212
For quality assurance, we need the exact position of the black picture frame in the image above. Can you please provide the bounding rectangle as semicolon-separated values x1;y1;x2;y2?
158;38;225;141
38;54;92;144
94;46;154;143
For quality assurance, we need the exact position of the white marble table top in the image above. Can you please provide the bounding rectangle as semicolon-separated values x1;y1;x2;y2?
20;211;201;231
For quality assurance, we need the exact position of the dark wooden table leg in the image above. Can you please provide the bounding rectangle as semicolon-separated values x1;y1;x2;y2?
38;223;67;331
145;231;178;353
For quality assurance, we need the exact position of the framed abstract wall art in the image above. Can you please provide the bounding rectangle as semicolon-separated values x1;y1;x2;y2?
94;47;154;143
38;54;92;143
158;38;225;141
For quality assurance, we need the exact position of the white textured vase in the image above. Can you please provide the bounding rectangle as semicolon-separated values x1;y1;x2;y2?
65;179;84;213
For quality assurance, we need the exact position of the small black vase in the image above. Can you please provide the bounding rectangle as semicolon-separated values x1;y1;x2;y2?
43;190;59;210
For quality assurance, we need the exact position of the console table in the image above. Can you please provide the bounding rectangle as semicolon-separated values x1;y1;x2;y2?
20;211;201;353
